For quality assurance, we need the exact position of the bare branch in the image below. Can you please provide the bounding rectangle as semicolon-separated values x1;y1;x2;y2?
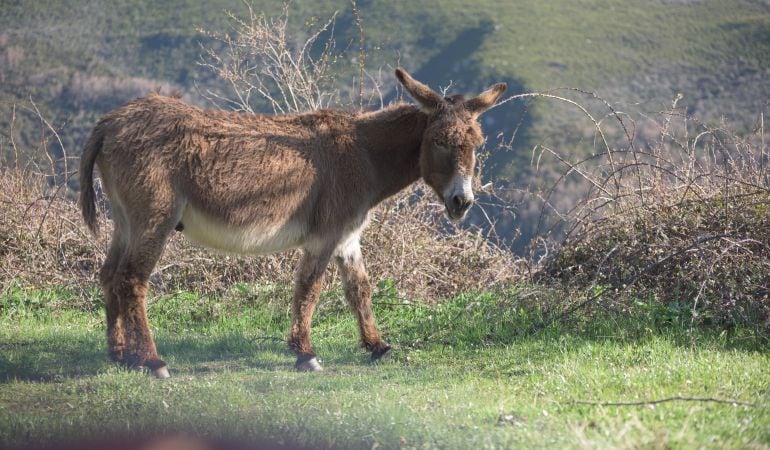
573;396;755;407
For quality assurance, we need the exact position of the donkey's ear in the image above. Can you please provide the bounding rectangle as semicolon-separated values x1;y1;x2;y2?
464;82;507;118
395;68;444;113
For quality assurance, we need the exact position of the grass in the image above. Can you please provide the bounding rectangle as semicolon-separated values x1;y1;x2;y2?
1;284;768;449
4;0;767;91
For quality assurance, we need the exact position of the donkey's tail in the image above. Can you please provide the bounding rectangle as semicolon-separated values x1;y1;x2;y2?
79;126;105;236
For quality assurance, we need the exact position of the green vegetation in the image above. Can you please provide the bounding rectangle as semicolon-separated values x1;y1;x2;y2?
3;0;767;92
2;285;768;449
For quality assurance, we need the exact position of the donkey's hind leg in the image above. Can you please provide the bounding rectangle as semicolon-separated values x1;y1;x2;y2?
101;228;128;363
112;216;178;379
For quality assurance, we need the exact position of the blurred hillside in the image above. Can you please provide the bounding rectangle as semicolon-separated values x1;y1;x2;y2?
1;0;768;249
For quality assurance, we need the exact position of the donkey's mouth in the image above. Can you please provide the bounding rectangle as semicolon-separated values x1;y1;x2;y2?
445;203;469;221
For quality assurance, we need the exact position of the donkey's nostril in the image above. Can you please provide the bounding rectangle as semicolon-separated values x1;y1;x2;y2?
451;194;472;212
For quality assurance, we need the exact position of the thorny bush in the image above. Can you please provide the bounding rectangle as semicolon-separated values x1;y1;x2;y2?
536;93;770;331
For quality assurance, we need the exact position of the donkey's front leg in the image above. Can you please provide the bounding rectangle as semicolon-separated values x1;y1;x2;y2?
335;239;391;360
288;249;332;372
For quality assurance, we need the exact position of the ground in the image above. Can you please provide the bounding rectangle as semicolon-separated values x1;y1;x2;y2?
1;285;767;449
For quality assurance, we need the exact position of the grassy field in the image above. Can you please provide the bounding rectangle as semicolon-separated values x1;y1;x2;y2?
1;285;768;449
3;0;767;93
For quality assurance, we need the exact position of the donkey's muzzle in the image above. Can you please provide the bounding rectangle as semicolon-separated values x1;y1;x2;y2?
445;194;473;220
443;174;474;220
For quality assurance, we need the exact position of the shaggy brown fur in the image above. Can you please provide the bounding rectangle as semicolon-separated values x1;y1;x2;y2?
80;68;505;375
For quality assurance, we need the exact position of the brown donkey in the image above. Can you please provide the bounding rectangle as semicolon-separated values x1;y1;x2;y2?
79;68;506;377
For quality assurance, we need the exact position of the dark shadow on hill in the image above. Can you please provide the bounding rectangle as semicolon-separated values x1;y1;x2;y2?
387;20;533;176
383;20;532;159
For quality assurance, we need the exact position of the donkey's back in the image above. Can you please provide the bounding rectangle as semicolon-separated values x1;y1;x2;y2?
81;94;372;253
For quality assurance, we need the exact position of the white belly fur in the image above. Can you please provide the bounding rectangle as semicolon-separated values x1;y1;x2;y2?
179;205;305;254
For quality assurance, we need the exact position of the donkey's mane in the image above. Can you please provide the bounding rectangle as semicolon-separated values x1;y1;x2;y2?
142;95;426;142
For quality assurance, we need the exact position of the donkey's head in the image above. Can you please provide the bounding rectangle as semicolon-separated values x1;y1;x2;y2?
395;68;506;220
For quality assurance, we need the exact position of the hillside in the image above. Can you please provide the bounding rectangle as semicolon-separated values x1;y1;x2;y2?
1;0;768;247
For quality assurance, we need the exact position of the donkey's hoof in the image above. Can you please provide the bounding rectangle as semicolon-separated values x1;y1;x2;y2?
152;366;171;379
133;364;170;379
295;357;323;372
371;345;393;361
132;358;170;379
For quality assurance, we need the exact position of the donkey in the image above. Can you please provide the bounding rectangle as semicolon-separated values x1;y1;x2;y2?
79;68;506;378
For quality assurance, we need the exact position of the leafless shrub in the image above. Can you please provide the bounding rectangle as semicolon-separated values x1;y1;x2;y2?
198;3;343;114
363;184;522;302
525;90;770;330
1;106;95;303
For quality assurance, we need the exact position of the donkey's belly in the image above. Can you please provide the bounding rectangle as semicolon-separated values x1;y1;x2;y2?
179;205;305;254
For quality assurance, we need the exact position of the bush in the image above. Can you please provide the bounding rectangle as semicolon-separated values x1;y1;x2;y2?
538;96;770;331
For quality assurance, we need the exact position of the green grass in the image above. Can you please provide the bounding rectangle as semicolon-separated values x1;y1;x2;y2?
4;0;767;90
1;285;768;449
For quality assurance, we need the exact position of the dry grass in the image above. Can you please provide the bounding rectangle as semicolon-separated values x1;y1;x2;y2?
362;185;521;301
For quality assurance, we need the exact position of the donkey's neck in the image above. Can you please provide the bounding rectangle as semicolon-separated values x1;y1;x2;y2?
355;104;426;205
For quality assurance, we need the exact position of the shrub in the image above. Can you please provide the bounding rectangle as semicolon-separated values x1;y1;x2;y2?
537;95;770;331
